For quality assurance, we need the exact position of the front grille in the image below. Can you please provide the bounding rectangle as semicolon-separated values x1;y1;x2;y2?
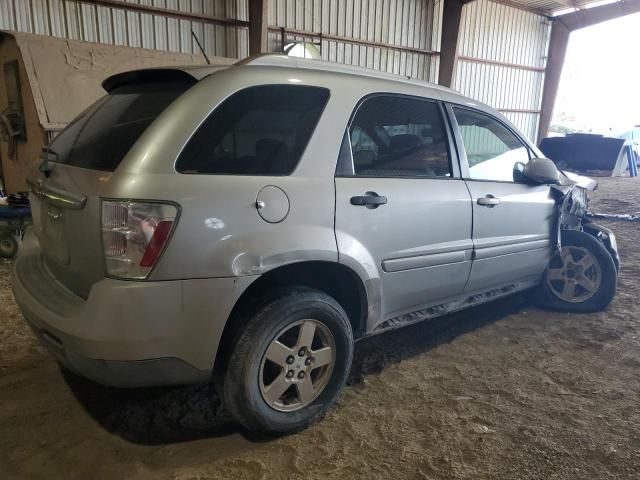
16;254;84;318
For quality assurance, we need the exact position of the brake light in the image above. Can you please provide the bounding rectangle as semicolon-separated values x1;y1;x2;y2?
101;201;178;279
140;221;173;267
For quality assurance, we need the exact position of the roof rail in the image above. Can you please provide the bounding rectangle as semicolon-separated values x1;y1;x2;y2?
237;54;449;91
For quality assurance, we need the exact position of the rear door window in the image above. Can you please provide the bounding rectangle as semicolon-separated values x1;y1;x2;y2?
48;82;190;172
347;95;452;178
176;85;330;175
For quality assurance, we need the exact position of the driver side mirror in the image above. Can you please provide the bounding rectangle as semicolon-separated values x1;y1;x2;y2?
522;157;560;185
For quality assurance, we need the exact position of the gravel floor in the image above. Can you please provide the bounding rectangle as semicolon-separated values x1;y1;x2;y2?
1;177;639;480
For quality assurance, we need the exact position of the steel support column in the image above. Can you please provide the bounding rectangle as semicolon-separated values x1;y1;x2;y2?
249;0;269;55
538;21;570;141
438;0;466;87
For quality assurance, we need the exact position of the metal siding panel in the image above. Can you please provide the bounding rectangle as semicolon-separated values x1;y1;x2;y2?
31;0;49;35
14;0;33;32
48;0;68;37
152;0;167;52
503;111;539;140
454;60;543;111
432;0;441;52
96;5;113;44
110;8;127;45
268;0;436;81
126;9;141;48
79;4;97;42
458;0;548;69
65;1;81;40
0;0;15;30
190;20;203;55
429;55;439;83
453;0;550;141
2;0;247;58
237;25;248;58
164;0;180;51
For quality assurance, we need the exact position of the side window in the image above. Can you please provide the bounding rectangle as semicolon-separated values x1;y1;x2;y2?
349;95;451;178
176;85;329;175
452;107;530;182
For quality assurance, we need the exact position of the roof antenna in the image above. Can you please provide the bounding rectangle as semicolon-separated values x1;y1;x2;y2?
191;30;211;65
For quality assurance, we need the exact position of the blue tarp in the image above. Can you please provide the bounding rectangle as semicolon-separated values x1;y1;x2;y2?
0;206;31;219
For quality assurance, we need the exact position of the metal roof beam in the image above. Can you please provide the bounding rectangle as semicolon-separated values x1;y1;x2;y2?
488;0;551;17
558;0;640;30
78;0;249;28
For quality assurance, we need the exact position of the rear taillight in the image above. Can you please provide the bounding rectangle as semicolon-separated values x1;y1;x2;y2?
101;200;178;279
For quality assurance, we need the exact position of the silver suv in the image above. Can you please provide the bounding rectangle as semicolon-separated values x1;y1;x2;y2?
12;55;619;435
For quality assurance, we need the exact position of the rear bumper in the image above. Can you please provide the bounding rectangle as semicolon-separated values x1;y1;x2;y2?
12;229;257;388
21;316;205;388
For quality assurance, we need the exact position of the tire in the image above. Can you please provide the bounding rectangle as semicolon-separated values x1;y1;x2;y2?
0;235;18;259
222;287;354;435
535;229;617;313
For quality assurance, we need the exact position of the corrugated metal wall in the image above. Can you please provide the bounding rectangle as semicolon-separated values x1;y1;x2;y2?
267;0;549;140
267;0;440;83
454;0;550;141
0;0;551;140
0;0;249;58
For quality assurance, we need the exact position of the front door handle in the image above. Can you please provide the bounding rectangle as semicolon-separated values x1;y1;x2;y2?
350;191;387;209
477;195;500;207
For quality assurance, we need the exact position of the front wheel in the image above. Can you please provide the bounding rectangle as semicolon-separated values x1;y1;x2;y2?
536;229;617;313
222;288;353;435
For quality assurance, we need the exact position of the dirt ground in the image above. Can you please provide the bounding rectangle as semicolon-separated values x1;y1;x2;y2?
1;177;639;480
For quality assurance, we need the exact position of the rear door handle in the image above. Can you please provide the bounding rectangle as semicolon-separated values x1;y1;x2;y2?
350;192;387;209
477;195;500;207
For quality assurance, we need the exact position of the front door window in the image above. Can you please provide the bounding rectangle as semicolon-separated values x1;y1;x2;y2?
452;107;530;182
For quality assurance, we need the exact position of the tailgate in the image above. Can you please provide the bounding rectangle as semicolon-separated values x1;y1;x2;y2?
29;167;108;299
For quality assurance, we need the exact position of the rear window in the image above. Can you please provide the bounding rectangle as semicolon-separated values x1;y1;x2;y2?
176;85;330;175
48;81;190;172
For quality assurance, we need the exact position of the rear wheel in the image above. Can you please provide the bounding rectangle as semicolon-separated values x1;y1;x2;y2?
536;229;617;312
222;288;353;435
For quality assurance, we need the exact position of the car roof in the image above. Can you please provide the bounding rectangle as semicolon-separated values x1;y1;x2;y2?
103;54;499;118
247;55;495;113
121;55;467;95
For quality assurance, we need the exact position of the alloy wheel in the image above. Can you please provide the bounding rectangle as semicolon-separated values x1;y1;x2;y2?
259;319;336;412
546;245;601;303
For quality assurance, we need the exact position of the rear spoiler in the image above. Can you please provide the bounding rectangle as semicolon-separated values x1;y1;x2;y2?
102;68;199;92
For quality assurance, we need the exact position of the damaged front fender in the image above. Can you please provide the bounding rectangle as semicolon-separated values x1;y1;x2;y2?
551;169;598;233
550;179;620;273
559;170;599;191
582;221;620;272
